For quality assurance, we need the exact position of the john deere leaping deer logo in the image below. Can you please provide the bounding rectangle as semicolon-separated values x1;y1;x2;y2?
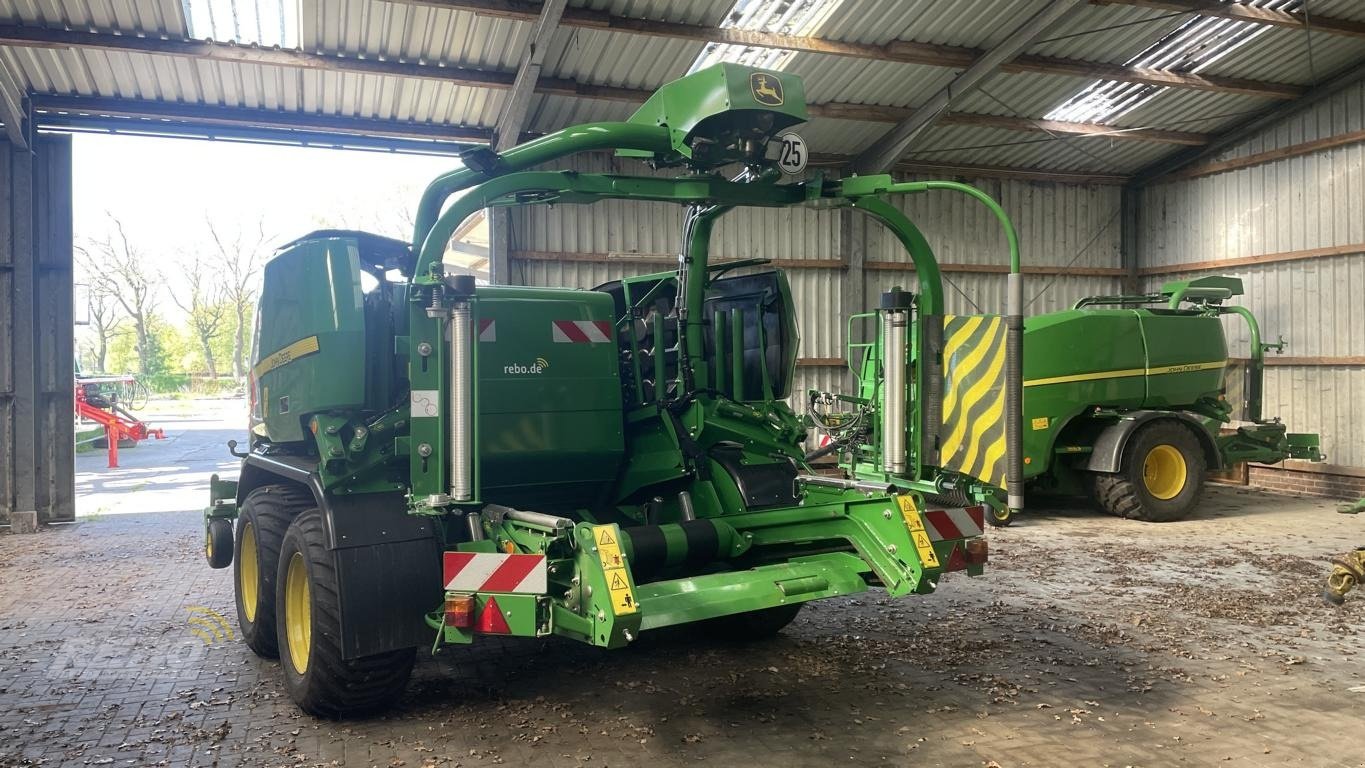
750;73;783;106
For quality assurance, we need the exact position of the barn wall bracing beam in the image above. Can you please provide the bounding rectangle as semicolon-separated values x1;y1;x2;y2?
1133;60;1365;184
0;26;1209;146
493;0;566;152
854;0;1089;175
397;0;1303;100
29;94;493;143
1093;0;1365;40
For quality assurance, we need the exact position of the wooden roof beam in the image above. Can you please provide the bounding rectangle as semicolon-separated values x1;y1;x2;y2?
1093;0;1365;40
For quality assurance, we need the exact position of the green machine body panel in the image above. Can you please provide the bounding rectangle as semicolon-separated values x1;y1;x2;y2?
620;62;807;167
473;286;625;510
250;235;369;444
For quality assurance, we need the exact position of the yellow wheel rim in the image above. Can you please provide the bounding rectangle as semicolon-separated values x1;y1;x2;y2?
239;522;259;622
1142;444;1187;500
205;529;213;561
284;551;312;675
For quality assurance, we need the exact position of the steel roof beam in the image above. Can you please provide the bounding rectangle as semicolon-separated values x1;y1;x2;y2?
1093;0;1365;40
398;0;1303;100
493;0;566;152
855;0;1090;174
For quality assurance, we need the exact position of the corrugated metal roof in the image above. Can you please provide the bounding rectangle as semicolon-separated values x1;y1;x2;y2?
0;0;1362;176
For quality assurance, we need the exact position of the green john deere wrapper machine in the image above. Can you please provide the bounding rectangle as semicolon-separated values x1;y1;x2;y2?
202;64;1029;717
819;273;1323;526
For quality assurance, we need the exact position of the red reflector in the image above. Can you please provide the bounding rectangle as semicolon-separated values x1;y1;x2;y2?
476;595;513;634
445;594;474;628
965;538;988;565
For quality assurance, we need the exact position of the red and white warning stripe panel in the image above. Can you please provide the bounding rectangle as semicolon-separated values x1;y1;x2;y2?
921;506;985;542
443;552;547;594
552;320;613;343
478;319;496;342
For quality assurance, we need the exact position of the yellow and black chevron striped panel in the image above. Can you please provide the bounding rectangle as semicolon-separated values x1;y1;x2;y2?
939;314;1007;490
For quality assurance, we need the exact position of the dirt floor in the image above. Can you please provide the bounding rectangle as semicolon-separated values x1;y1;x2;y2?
2;399;1363;767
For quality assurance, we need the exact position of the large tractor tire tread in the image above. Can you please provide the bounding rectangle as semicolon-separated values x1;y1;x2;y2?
235;483;313;658
1090;420;1206;523
709;603;804;642
277;509;415;719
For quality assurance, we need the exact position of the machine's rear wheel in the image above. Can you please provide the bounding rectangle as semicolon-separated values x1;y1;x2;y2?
1091;421;1206;522
709;603;804;641
276;509;415;718
234;484;312;658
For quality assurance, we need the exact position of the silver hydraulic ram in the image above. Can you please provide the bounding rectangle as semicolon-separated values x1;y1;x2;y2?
1005;272;1024;514
881;301;908;474
447;280;475;503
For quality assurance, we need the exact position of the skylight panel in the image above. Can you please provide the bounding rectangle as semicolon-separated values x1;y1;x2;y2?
184;0;300;48
1044;0;1297;125
688;0;845;73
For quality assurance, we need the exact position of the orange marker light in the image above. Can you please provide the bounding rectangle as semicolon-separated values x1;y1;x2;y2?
445;594;474;628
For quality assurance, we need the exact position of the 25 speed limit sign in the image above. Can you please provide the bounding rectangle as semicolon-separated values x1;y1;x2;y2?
776;132;807;175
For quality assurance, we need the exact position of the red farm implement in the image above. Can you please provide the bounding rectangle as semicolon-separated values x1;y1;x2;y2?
76;375;165;468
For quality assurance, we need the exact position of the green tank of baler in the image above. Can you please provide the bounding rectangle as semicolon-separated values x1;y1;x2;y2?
1021;308;1228;475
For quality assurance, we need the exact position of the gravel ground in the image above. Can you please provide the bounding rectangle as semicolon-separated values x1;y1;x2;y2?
2;405;1363;767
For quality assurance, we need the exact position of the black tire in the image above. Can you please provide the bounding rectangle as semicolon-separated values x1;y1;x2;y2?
276;509;415;718
234;484;312;658
985;504;1013;527
206;518;234;569
708;603;804;641
1091;421;1206;522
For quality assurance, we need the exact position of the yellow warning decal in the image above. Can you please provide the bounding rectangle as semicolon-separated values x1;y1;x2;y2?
1031;416;1050;431
252;335;320;379
895;496;940;568
592;525;637;615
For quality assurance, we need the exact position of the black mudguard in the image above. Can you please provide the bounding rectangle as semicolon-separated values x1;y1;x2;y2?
1083;410;1222;473
237;453;441;658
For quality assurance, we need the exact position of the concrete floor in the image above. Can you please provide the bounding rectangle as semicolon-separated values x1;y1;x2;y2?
3;398;1364;767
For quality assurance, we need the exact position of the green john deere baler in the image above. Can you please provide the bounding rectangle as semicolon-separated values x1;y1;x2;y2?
202;64;1027;717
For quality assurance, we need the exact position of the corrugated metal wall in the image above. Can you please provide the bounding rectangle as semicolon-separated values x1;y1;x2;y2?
0;134;75;526
508;157;1123;411
1139;79;1365;468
